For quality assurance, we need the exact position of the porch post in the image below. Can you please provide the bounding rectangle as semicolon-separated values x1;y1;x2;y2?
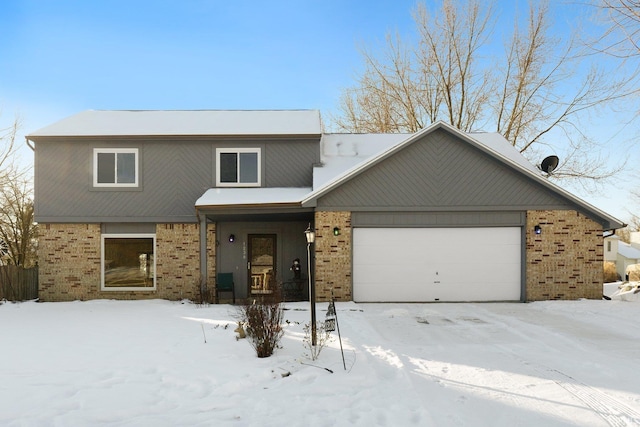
199;212;208;296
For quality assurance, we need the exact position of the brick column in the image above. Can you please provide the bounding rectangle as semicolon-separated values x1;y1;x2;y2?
314;211;352;301
155;223;201;300
526;210;603;300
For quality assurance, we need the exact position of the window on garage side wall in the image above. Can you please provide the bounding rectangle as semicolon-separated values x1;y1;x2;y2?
101;234;156;291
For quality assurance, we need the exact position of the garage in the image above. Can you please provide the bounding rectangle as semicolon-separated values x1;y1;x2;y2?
352;227;522;302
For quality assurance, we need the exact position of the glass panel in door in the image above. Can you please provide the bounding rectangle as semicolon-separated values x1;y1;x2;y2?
249;234;276;295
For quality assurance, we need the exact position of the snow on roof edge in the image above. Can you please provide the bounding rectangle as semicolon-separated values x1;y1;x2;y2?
196;187;312;207
28;110;323;137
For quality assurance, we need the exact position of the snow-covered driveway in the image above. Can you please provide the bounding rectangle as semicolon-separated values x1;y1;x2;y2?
1;299;639;426
348;302;640;426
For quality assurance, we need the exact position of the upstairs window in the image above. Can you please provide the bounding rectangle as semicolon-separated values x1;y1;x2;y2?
94;148;139;187
216;148;261;187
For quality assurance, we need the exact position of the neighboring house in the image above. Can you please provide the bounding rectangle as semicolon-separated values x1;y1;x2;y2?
604;233;640;280
27;110;624;303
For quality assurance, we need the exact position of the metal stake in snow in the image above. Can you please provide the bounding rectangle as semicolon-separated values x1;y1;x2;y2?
201;323;207;344
327;293;346;371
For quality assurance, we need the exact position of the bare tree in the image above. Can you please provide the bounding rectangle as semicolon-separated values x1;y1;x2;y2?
591;0;640;58
332;0;639;186
334;34;430;133
0;177;36;267
0;115;36;267
335;1;494;134
0;116;20;188
414;0;495;132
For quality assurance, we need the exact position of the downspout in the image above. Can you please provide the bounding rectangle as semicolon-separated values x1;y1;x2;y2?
603;229;619;238
25;136;35;151
521;225;527;303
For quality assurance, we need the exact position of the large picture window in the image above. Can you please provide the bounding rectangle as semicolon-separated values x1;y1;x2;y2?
216;148;260;187
94;148;139;187
101;234;155;291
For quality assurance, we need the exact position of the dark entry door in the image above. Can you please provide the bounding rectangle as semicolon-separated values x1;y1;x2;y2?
248;234;277;295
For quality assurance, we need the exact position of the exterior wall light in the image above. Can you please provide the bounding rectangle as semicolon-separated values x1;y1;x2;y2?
305;226;315;244
534;225;542;235
228;234;235;243
333;227;341;236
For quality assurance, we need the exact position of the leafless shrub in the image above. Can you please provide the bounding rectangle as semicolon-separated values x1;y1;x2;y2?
239;292;284;358
604;261;620;282
303;321;333;361
194;281;213;307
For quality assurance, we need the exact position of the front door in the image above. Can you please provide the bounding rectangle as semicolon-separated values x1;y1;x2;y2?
248;234;277;295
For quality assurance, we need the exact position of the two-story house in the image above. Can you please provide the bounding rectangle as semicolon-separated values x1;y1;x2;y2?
27;110;624;303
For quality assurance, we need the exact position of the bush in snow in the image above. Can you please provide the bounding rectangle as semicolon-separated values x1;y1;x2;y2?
239;293;284;358
604;261;619;283
303;321;333;361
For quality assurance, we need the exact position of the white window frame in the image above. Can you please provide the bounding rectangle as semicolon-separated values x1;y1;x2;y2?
101;233;156;291
93;148;139;187
215;147;261;187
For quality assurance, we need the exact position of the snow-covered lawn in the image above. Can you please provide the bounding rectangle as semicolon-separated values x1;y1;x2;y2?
2;297;639;426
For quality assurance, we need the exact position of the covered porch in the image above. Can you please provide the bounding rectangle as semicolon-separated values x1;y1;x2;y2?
196;188;315;303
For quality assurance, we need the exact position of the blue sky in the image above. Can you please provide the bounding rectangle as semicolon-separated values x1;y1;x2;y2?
0;1;419;114
0;0;637;222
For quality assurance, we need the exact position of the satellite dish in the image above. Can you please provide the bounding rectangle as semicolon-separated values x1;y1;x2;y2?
540;155;559;174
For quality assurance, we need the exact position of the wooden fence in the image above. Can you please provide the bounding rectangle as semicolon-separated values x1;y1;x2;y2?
0;265;38;301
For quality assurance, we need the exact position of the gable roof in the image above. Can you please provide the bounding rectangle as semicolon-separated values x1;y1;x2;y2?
314;133;410;189
617;241;640;260
302;121;625;230
27;110;322;138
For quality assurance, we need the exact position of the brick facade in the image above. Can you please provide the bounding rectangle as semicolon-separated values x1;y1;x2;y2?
526;210;604;301
311;209;603;303
314;211;352;301
38;210;603;302
39;223;102;301
155;223;200;300
38;223;214;302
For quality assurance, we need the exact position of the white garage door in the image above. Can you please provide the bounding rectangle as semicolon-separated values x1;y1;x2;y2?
353;228;521;302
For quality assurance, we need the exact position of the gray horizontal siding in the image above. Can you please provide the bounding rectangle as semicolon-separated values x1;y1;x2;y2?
35;136;319;222
316;129;570;211
352;211;526;227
